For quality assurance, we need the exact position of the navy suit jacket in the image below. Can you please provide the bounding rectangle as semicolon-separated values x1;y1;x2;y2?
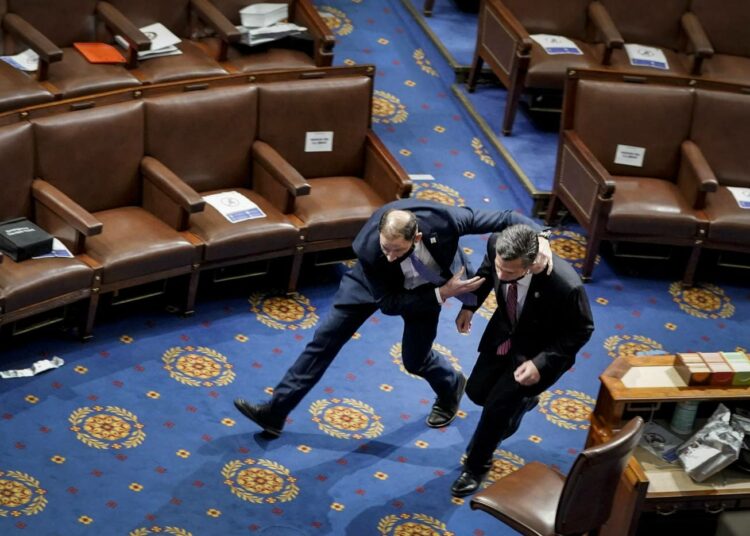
336;199;539;316
466;232;594;384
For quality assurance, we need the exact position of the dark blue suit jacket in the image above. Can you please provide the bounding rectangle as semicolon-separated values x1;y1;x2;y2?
335;199;540;315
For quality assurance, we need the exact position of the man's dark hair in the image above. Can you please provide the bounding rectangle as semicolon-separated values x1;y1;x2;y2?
378;209;418;241
495;224;538;268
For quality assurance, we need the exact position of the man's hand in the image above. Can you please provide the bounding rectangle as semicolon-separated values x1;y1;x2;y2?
530;236;553;275
455;309;474;334
513;360;540;386
439;266;485;301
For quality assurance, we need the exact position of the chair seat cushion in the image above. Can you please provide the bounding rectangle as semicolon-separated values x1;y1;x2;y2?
471;461;564;536
0;64;55;113
526;39;600;89
699;53;750;86
48;47;141;98
198;37;315;73
607;176;703;237
190;188;301;262
293;177;385;242
134;41;227;84
0;255;93;312
87;207;196;284
704;187;750;246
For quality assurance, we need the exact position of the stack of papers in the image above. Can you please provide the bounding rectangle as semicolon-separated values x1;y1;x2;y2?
236;22;307;47
239;3;288;28
116;22;182;60
0;49;39;71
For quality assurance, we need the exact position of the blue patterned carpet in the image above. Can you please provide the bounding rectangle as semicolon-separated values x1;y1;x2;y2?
1;1;749;535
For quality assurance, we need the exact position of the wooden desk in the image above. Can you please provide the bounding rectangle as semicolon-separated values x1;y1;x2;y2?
587;356;750;536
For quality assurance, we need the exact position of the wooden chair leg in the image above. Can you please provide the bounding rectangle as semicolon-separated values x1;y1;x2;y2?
545;194;561;225
423;0;436;16
502;78;524;136
467;54;483;92
81;291;99;341
682;242;702;287
582;234;601;282
287;247;304;294
183;269;200;316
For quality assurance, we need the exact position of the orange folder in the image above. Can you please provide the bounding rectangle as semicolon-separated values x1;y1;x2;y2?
74;42;127;64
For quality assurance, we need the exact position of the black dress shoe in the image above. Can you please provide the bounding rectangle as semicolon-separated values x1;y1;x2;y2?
450;469;487;498
426;373;466;428
233;399;284;438
501;395;540;440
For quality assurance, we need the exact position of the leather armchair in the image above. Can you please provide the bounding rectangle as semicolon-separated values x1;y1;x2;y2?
101;0;228;84
0;122;99;338
256;75;412;260
683;0;750;85
545;77;712;285
2;0;141;98
467;0;600;135
31;100;204;335
144;85;308;292
196;0;335;72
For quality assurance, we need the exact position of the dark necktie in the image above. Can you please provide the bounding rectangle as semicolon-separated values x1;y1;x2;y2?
497;281;517;355
409;252;477;306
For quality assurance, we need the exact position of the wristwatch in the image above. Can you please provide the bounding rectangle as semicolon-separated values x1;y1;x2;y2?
537;229;552;241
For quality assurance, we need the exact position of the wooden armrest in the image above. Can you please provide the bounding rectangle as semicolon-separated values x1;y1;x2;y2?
563;131;616;198
589;1;623;64
294;0;335;64
678;140;718;209
489;0;532;52
141;157;205;213
31;179;103;236
252;141;311;196
190;0;242;43
2;14;62;64
363;131;412;200
681;12;713;76
97;2;151;52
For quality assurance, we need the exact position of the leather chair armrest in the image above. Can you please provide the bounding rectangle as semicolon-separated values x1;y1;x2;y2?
489;0;532;53
681;12;714;75
32;179;103;236
141;157;206;214
589;1;623;65
97;2;151;52
363;131;413;201
678;140;718;209
563;131;616;197
190;0;242;43
293;0;336;66
252;140;311;214
2;13;62;80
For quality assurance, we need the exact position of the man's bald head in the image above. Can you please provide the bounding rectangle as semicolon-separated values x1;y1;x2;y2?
378;209;418;241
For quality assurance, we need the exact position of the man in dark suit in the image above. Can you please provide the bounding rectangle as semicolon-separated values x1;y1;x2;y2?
450;224;593;497
234;199;552;437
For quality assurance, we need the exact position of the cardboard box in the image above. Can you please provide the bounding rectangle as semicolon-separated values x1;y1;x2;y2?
239;3;288;27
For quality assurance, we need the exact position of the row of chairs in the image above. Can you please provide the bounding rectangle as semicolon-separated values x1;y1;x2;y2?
546;69;750;285
0;66;411;339
468;0;750;134
0;0;334;112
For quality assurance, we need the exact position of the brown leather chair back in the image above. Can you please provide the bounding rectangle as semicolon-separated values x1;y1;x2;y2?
210;0;291;26
572;80;693;180
257;76;371;179
145;85;258;192
6;0;97;46
555;417;644;534
598;0;689;50
32;101;145;213
690;0;750;57
691;89;750;188
502;0;591;41
106;0;192;38
0;122;34;221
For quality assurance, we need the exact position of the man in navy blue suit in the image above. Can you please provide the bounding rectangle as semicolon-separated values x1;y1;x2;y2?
234;199;551;437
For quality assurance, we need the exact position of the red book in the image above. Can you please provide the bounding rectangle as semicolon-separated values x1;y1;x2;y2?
74;42;126;64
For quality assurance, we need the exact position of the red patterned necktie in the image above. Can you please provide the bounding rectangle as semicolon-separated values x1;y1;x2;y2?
497;281;517;355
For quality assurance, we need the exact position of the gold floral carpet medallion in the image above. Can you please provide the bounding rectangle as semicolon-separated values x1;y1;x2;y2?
222;458;298;504
310;398;384;440
378;513;453;536
603;334;664;359
69;405;145;450
670;282;735;319
249;292;318;331
471;137;495;167
390;342;463;378
162;346;235;387
476;290;497;320
129;527;192;536
549;230;600;270
413;49;438;76
485;449;525;487
411;183;464;207
317;6;353;36
372;90;409;124
0;470;47;517
539;389;595;431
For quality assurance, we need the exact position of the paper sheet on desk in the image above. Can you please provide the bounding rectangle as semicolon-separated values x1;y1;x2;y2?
203;191;266;223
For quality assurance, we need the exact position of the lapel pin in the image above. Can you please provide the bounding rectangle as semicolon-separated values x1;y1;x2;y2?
534;292;540;298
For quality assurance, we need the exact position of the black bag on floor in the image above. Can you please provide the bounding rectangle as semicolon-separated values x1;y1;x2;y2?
0;217;54;261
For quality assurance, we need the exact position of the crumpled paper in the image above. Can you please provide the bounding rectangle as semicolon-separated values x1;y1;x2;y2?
676;404;744;482
0;356;65;379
